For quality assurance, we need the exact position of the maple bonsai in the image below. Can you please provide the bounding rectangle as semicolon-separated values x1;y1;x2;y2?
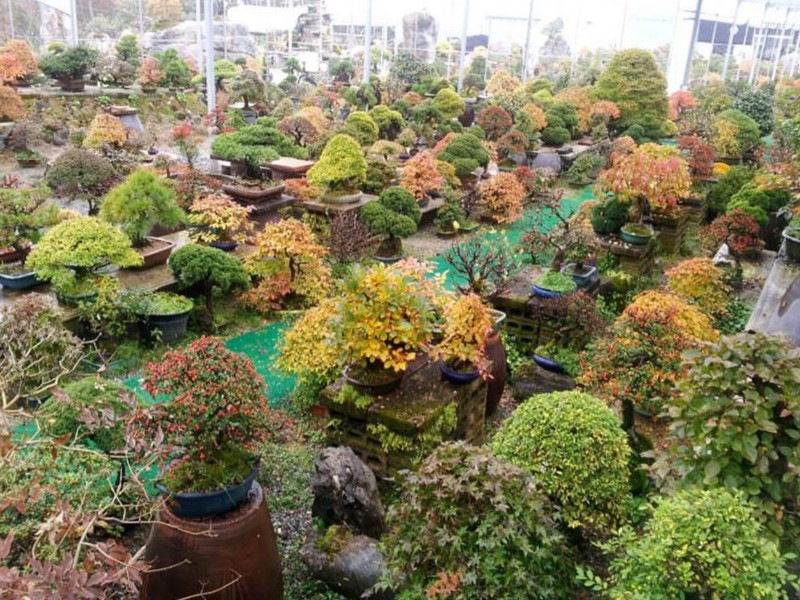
478;172;525;224
400;151;445;201
188;193;254;248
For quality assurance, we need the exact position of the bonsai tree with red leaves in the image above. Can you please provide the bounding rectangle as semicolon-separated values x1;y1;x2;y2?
142;336;270;495
677;135;715;178
477;105;513;141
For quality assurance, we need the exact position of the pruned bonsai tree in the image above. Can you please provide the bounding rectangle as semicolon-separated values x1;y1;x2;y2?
444;237;523;300
0;185;59;271
361;186;421;259
45;148;118;215
168;243;250;319
227;69;266;110
100;169;184;249
307;134;367;200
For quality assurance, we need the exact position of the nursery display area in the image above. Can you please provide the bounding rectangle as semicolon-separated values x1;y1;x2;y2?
3;32;800;600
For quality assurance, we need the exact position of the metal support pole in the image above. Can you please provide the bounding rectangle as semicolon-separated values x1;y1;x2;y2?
223;0;227;60
138;0;143;40
7;0;14;40
791;26;800;76
771;8;790;81
484;19;491;82
570;2;585;83
69;0;79;45
704;13;720;79
750;2;770;84
619;0;629;49
196;0;203;77
722;0;742;81
362;0;372;84
521;0;534;83
683;0;704;88
204;0;216;113
456;0;469;92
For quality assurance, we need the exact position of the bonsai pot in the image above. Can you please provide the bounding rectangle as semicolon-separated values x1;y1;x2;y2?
560;263;598;288
322;190;363;204
557;146;572;156
57;289;98;307
0;267;41;291
16;154;42;168
417;196;430;208
57;78;87;92
0;247;27;264
620;224;653;246
439;361;480;384
222;182;285;204
459;221;479;233
784;229;800;262
141;86;157;94
531;284;565;299
147;308;192;343
373;238;403;264
209;240;238;252
436;228;459;239
133;237;176;269
242;110;258;125
533;353;565;374
157;463;260;519
343;364;404;397
717;156;742;166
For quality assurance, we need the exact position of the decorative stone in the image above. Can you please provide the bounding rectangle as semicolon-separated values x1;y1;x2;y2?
311;446;385;538
142;21;257;62
401;12;438;62
511;362;575;400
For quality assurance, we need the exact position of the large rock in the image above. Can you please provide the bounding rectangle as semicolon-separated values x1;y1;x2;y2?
511;362;575;400
142;20;256;62
400;12;438;63
302;533;392;600
311;446;385;538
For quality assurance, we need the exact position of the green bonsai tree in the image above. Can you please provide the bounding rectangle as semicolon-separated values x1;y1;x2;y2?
168;244;250;318
155;49;191;88
434;200;467;232
307;134;367;195
360;186;421;258
100;169;183;247
344;111;380;146
26;216;143;295
433;88;465;120
227;69;266;110
438;133;490;179
115;34;140;69
38;45;99;81
211;120;308;175
45;148;117;215
0;186;59;258
368;105;405;141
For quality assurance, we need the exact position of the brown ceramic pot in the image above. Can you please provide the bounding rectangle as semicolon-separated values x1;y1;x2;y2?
485;330;507;416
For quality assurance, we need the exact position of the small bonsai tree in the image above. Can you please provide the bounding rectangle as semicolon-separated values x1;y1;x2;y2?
434;199;467;233
155;49;191;88
432;88;465;120
476;105;512;141
116;34;140;70
434;293;494;377
168;244;250;318
496;130;529;165
45;148;117;215
307;134;367;196
712;109;762;158
137;57;163;89
188;193;254;245
0;86;26;122
400;150;445;200
227;69;266;110
0;40;38;83
492;391;631;533
368;104;405;141
83;113;127;150
438;133;490;180
100;169;184;248
26;216;143;294
596;489;793;598
444;237;522;299
38;45;99;82
0;186;59;259
344;111;380;146
361;186;421;258
478;171;525;224
277;115;319;148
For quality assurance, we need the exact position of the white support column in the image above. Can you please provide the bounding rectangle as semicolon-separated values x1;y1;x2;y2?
683;0;704;88
722;0;742;81
69;0;78;45
196;0;203;76
791;26;800;76
704;14;720;79
750;2;770;85
7;0;14;40
522;0;534;82
771;8;791;81
362;0;372;84
204;0;216;113
457;0;469;92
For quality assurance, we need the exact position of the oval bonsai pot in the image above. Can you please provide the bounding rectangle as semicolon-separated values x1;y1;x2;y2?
16;156;41;169
147;309;192;343
0;247;27;264
459;221;480;233
436;228;459;239
133;237;176;269
343;365;403;397
531;284;565;299
222;182;285;204
0;269;42;291
784;230;800;262
57;78;87;92
533;353;565;374
439;361;480;384
57;289;99;307
620;224;653;246
157;464;260;519
560;263;598;288
209;240;238;252
322;190;363;205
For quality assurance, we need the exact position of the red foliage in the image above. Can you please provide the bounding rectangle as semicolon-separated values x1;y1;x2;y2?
669;90;697;120
476;105;513;141
701;210;763;257
677;135;715;177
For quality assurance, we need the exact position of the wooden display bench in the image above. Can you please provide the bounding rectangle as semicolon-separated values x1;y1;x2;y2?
319;357;487;477
301;194;445;224
597;235;656;276
262;157;315;180
652;206;690;253
679;196;707;226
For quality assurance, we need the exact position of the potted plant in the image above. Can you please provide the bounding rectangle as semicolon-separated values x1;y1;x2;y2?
188;193;254;251
226;69;266;123
361;186;421;262
532;270;577;299
15;148;43;168
137;57;163;92
138;291;194;343
782;220;800;262
478;172;525;224
38;45;99;92
142;336;270;518
307;134;367;203
435;200;467;237
590;197;629;236
26;216;143;304
211;121;307;180
339;263;435;395
100;170;184;268
45;148;118;216
435;293;494;384
168;244;250;320
496;130;529;170
400;150;445;207
620;222;654;245
438;133;491;182
0;185;60;290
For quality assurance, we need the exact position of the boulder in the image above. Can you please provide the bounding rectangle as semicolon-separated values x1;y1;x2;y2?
311;446;385;538
142;21;256;62
511;362;575;400
400;12;438;63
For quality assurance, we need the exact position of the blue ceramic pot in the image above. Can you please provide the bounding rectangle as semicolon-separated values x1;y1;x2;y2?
533;354;565;374
531;284;563;299
158;464;259;519
0;270;41;291
209;240;238;252
439;361;480;384
560;263;598;288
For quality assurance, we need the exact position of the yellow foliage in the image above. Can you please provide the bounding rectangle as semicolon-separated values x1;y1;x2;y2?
665;258;729;318
83;113;127;149
277;298;340;376
622;290;719;343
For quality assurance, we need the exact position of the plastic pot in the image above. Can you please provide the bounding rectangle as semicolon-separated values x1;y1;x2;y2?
157;463;260;519
439;361;480;384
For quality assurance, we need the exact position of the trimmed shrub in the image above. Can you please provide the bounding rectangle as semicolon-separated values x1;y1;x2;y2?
491;391;630;531
344;111;379;146
307;134;367;193
438;133;490;179
368;104;405;141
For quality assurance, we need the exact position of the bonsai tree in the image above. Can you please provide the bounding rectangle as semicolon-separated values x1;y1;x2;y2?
444;237;522;299
478;171;525;224
329;57;355;83
496;130;529;166
434;293;494;378
433;88;465;121
677;134;715;177
0;39;38;83
45;148;117;215
434;200;467;233
0;186;59;261
142;336;270;495
361;186;422;258
137;57;163;90
188;193;254;246
83;113;127;150
711;109;762;158
438;133;490;180
244;218;332;312
344;111;380;146
168;244;250;318
476;105;512;141
492;391;631;534
277;115;320;148
116;34;140;70
155;49;191;88
26;216;143;295
211;120;308;176
227;69;266;110
368;105;405;141
0;86;26;122
38;45;99;83
307;134;367;196
400;150;445;201
100;169;184;248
